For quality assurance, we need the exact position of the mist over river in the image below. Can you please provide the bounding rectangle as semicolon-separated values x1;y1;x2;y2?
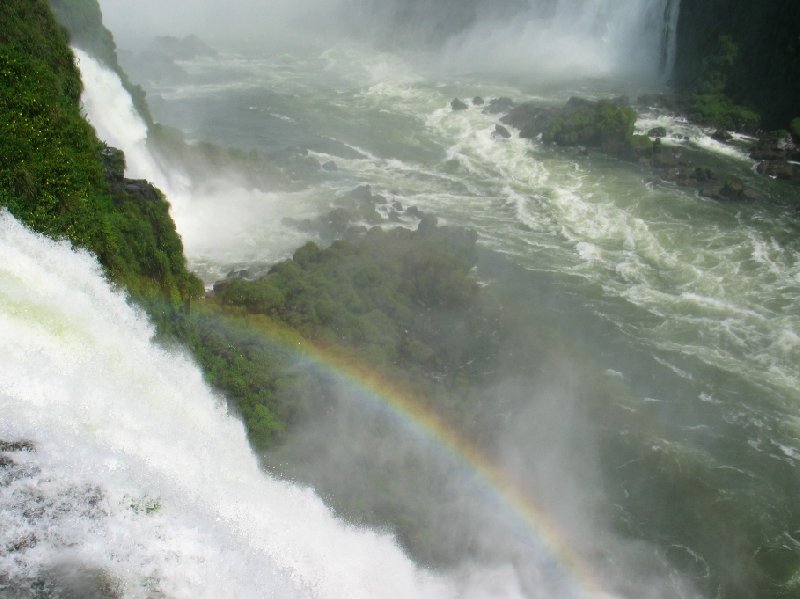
2;1;799;597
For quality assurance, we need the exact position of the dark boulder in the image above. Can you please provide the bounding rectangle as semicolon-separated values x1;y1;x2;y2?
647;126;668;138
0;440;35;452
472;96;484;106
757;160;800;181
100;146;125;182
451;98;469;111
500;102;554;139
492;124;512;139
749;130;799;161
711;129;733;143
483;97;515;115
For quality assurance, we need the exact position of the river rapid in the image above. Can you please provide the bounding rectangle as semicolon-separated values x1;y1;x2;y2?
3;2;799;596
113;37;800;597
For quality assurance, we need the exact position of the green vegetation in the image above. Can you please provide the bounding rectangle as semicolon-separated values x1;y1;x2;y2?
687;35;760;130
543;97;637;151
674;1;800;130
151;219;504;451
0;0;200;304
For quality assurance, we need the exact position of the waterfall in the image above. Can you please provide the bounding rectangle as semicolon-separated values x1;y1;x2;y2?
426;0;683;81
0;210;533;598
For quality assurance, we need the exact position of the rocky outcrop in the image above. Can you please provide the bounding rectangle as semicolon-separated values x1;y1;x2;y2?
502;97;637;156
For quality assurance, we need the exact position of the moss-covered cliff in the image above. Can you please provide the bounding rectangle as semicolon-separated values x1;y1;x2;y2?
674;0;800;129
0;0;200;303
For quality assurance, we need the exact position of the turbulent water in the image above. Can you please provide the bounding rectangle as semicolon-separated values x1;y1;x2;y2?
4;0;800;597
0;211;545;599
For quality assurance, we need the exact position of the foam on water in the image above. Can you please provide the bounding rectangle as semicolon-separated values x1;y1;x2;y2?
0;211;536;599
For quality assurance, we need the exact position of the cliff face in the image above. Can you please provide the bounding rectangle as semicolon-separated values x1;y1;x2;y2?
0;0;200;303
674;0;800;129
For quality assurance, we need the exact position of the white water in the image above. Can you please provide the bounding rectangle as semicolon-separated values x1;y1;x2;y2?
0;210;540;599
75;49;316;282
439;0;680;81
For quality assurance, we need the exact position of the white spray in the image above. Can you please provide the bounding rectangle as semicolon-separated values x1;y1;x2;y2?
0;210;538;598
74;48;315;282
440;0;681;82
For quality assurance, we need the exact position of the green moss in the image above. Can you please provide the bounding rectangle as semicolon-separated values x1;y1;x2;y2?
690;93;760;131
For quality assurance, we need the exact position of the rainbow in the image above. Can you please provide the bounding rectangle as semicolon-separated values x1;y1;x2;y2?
208;308;608;598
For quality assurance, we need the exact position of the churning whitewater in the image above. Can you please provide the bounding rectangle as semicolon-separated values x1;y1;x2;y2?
0;212;537;599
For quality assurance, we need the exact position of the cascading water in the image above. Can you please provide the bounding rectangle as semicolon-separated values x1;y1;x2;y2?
0;210;536;599
74;49;317;282
418;0;682;81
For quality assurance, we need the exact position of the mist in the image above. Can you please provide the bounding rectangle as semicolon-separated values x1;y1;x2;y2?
64;0;799;597
99;0;678;82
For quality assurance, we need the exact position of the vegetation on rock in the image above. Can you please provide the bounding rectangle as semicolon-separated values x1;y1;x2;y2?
0;0;200;304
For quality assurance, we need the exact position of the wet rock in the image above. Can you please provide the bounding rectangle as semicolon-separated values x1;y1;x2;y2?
647;126;667;138
718;178;750;200
405;205;423;218
628;134;655;161
500;102;553;138
0;440;35;452
492;124;512;139
651;150;681;169
321;160;338;171
451;98;468;111
225;269;251;280
483;97;515;115
749;130;799;161
711;129;733;143
472;96;484;106
7;533;37;553
757;160;800;181
100;146;125;181
392;200;404;212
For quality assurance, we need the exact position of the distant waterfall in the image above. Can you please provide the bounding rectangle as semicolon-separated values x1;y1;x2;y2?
390;0;683;81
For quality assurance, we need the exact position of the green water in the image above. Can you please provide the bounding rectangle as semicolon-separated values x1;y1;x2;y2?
135;42;800;597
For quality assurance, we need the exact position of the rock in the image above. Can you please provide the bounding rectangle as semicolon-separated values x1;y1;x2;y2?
651;150;681;169
711;129;732;143
718;177;748;200
0;440;35;452
405;205;423;218
451;98;468;111
757;160;800;181
546;97;637;152
483;97;515;115
492;124;512;139
392;200;404;212
628;134;655;161
100;146;125;181
693;167;717;183
647;126;667;138
225;269;251;280
472;96;484;106
749;130;798;161
114;179;162;202
321;160;338;171
500;102;554;139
